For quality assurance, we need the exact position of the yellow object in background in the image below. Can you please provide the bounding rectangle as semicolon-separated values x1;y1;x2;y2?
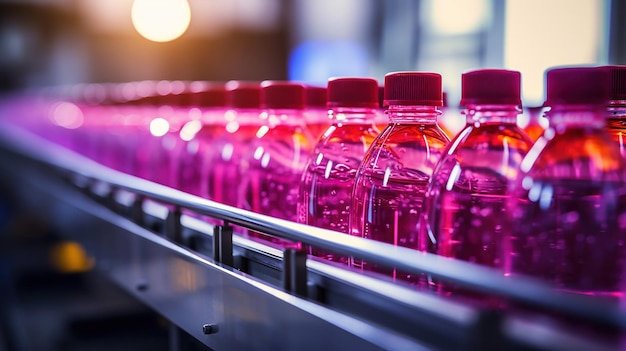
50;241;95;273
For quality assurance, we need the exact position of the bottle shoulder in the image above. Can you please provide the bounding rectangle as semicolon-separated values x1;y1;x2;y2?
521;128;625;180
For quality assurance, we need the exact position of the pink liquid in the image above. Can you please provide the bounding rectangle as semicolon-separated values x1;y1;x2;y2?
351;176;428;280
429;182;508;266
509;179;626;297
176;126;221;196
351;119;449;280
422;119;532;295
299;123;379;261
208;124;259;206
241;122;313;244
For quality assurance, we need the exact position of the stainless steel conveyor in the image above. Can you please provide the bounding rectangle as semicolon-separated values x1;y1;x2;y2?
0;125;624;351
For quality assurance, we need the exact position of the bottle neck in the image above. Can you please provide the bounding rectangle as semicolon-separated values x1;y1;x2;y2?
329;107;378;124
261;109;306;127
546;104;605;129
386;105;441;123
464;104;520;125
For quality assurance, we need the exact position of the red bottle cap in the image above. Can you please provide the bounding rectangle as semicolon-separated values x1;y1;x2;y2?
604;65;626;102
544;66;609;107
460;69;522;106
327;77;379;109
260;81;306;109
226;81;261;109
384;71;442;106
183;82;227;107
305;85;327;108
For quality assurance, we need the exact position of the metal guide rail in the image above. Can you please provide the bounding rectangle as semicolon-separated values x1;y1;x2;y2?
0;125;625;351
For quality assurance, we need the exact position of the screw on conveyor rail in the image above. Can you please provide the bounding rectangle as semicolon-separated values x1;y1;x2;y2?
282;247;308;297
213;221;233;266
131;194;145;226
165;206;182;243
202;323;219;335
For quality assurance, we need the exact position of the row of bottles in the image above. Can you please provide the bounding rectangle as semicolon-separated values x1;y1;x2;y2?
2;65;625;301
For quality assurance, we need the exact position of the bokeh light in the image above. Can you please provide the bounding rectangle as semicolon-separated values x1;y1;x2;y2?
131;0;191;42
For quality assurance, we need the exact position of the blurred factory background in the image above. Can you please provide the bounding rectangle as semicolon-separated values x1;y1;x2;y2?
0;1;625;350
0;0;624;107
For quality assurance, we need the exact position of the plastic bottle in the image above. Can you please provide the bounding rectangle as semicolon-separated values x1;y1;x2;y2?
375;85;389;131
438;92;465;140
298;77;380;262
240;81;314;244
135;80;189;186
303;85;329;141
350;72;449;281
604;65;626;160
421;69;533;293
505;67;626;298
206;81;264;206
519;105;547;142
175;82;229;196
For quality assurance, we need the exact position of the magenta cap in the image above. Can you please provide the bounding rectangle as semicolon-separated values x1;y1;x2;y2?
226;81;261;109
544;66;610;107
260;81;306;109
460;69;522;106
327;77;379;108
604;65;626;102
184;82;227;107
384;71;442;106
305;85;327;108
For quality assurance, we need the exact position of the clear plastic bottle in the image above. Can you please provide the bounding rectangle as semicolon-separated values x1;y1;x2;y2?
135;80;188;186
175;82;230;196
519;105;547;142
303;85;329;141
604;65;626;160
375;85;389;131
240;81;314;243
421;69;533;292
206;81;264;206
505;67;626;298
298;77;380;262
350;72;450;281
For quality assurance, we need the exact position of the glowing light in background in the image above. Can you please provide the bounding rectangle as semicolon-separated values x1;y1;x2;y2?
288;40;369;85
429;0;489;34
504;0;605;106
150;118;170;137
131;0;191;42
50;102;84;129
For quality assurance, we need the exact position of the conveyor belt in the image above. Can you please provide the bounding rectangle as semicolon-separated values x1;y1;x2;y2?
0;125;623;351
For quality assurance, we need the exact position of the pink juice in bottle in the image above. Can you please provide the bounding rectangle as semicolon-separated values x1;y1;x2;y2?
350;72;449;281
604;65;626;160
298;77;380;262
240;81;314;244
421;69;533;295
135;80;190;186
205;81;262;205
506;67;626;298
174;81;229;195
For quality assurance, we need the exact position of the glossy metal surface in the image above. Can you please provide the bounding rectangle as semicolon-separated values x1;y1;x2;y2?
0;126;624;350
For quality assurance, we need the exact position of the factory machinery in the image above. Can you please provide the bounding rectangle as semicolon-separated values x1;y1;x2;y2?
0;125;624;351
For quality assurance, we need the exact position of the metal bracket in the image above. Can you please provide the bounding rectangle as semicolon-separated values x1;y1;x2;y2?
165;206;182;244
131;195;145;226
282;247;308;297
213;221;233;266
